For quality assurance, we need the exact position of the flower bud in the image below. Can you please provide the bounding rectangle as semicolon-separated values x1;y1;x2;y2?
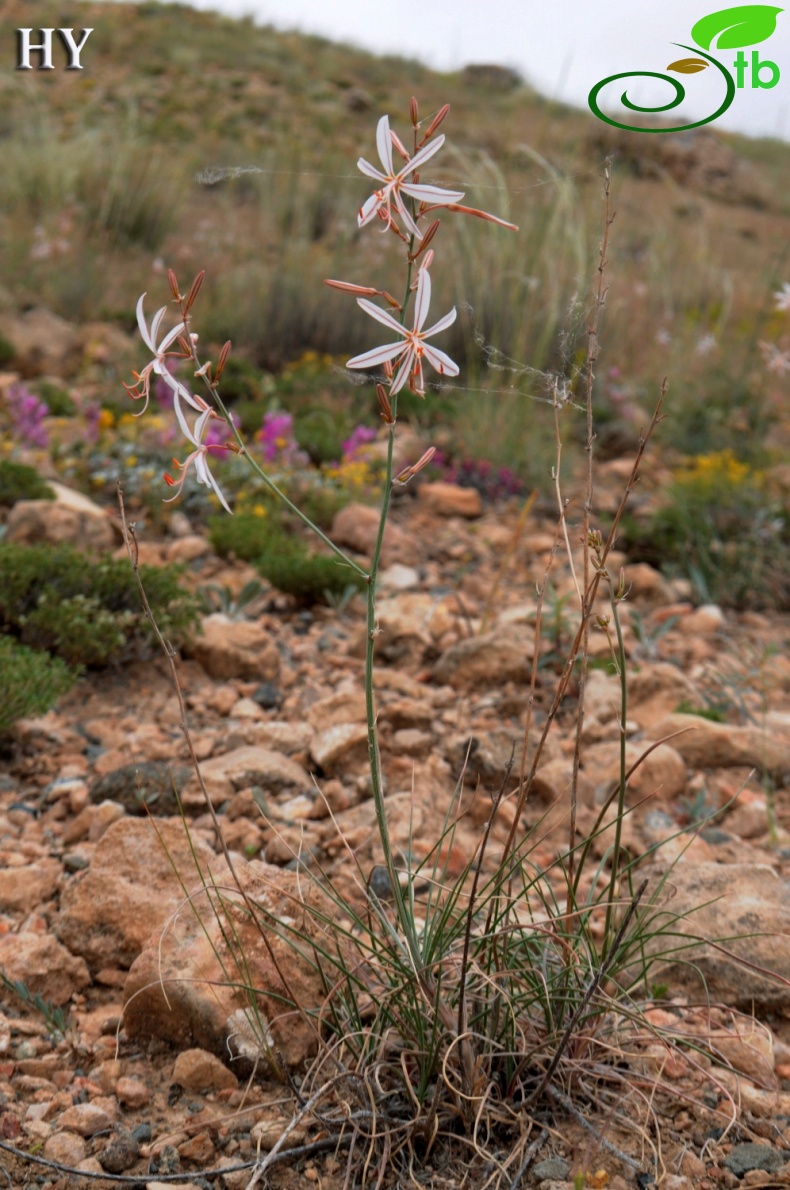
184;270;205;314
215;340;232;383
410;96;419;127
167;269;181;300
423;104;450;140
394;447;436;485
376;383;393;424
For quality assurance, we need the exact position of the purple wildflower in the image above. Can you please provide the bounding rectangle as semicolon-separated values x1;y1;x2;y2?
341;425;377;460
7;384;49;449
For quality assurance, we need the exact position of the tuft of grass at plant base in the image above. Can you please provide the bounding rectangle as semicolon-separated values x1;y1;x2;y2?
0;636;75;735
0;460;55;507
0;543;200;669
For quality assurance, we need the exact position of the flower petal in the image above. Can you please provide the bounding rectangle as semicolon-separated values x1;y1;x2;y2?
401;133;446;178
413;269;432;332
401;182;466;205
421;343;459;377
423;306;457;339
136;294;154;350
392;189;421;239
357;158;387;183
358;191;385;227
346;341;407;369
357;297;406;335
376;114;394;176
390;349;416;394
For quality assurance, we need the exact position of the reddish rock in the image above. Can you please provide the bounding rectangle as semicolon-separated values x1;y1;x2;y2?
123;860;326;1069
330;502;413;566
172;1048;238;1092
5;486;114;552
115;1076;150;1108
0;860;61;913
418;482;483;518
0;934;89;1006
185;614;280;681
57;1102;111;1137
647;713;790;781
433;626;534;689
54;817;221;970
191;746;310;804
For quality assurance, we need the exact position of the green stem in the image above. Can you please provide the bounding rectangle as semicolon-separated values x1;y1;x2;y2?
602;588;628;960
362;248;419;956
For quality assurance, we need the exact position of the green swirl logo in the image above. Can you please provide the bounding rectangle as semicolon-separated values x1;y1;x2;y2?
588;5;783;134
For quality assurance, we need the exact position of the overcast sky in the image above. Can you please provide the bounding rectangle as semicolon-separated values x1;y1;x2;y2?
122;0;790;140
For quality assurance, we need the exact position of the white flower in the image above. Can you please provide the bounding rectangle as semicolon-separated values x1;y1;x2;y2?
127;293;208;436
346;267;458;396
163;396;232;513
357;115;464;239
775;283;790;313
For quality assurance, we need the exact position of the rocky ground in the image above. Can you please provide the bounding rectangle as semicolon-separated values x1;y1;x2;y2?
2;465;790;1190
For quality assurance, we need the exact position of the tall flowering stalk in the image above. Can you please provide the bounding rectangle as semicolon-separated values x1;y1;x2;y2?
327;100;517;944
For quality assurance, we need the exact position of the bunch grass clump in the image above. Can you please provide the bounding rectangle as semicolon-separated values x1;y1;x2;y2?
0;542;200;667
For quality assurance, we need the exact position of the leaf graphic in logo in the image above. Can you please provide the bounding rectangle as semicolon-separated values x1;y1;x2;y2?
667;57;710;72
691;4;783;50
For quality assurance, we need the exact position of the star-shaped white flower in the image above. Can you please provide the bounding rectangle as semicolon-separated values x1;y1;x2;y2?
127;293;207;434
357;115;464;240
346;268;459;396
163;396;232;513
775;283;790;314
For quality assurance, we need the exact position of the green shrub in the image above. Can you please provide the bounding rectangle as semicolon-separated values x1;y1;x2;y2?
36;381;76;417
0;460;55;507
0;543;200;667
628;450;790;610
0;635;75;734
208;510;283;561
294;410;346;465
0;332;14;369
256;537;365;606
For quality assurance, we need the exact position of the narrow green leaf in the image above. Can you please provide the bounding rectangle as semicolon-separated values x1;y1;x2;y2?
667;57;710;72
691;4;783;50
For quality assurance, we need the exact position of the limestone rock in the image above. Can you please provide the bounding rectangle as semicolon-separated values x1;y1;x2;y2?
5;490;114;552
633;863;790;1009
647;713;790;781
193;746;310;803
310;723;369;773
433;626;534;689
123;861;325;1069
185;614;280;681
330;503;413;566
581;739;687;805
418;482;483;518
0;934;89;1005
172;1048;238;1092
0;859;61;912
54;817;221;970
